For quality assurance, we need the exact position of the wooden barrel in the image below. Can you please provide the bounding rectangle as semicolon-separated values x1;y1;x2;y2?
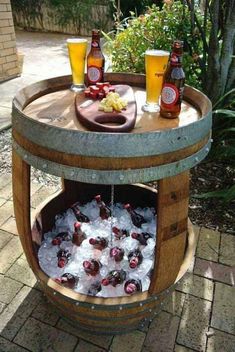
11;73;211;334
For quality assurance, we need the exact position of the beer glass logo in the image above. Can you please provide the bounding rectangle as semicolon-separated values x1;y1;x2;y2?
161;83;179;106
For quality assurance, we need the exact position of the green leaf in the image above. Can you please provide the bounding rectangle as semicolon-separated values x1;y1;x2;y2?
193;184;235;203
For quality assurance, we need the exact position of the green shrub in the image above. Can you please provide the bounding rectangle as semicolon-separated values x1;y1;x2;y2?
104;2;204;88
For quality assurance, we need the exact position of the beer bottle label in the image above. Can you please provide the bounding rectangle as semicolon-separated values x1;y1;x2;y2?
170;53;182;66
161;83;179;108
87;65;103;83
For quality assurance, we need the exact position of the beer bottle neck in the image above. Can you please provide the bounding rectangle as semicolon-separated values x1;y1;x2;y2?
170;51;183;67
91;35;101;50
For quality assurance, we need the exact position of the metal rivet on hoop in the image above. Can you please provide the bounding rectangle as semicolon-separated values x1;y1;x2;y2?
119;306;123;310
91;305;95;310
195;157;199;162
70;171;75;177
139;303;143;307
91;174;96;180
76;302;79;306
42;163;47;169
154;296;158;301
24;154;28;159
119;174;124;181
53;291;56;296
211;138;213;143
206;147;210;152
149;309;152;313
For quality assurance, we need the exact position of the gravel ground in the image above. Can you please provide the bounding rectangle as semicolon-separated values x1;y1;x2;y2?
1;128;234;234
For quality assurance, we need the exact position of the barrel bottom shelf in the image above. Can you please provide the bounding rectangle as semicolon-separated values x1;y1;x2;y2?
21;182;197;334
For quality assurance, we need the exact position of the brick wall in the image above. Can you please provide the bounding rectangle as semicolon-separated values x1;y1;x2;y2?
0;0;19;82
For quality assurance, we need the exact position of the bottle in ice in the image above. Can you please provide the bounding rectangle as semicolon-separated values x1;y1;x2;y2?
131;232;154;246
51;231;71;246
89;236;108;250
124;279;142;295
124;204;147;228
71;202;90;223
128;249;143;269
55;273;78;289
83;259;101;276
57;249;71;268
160;40;185;118
72;222;86;246
95;195;111;220
112;226;129;240
110;246;124;262
88;281;102;296
101;269;126;287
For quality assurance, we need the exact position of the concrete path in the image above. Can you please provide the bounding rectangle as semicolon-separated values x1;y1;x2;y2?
0;30;78;131
0;173;234;351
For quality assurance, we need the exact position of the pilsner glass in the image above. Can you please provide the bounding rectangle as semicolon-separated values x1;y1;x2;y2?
142;49;169;113
67;38;88;92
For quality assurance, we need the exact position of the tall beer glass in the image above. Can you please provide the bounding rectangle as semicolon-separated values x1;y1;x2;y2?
142;49;169;112
67;38;88;92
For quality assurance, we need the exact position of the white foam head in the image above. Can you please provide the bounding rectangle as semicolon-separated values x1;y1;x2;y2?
67;38;87;44
145;49;169;56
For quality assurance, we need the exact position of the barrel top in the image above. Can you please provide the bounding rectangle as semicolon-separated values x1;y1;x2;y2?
22;87;200;133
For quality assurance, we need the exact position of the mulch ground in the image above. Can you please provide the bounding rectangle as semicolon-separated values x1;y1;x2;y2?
1;129;234;234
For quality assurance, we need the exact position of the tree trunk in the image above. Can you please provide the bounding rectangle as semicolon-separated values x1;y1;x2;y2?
204;0;235;104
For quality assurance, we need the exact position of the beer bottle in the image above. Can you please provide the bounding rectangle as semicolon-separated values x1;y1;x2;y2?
160;40;185;118
87;29;105;85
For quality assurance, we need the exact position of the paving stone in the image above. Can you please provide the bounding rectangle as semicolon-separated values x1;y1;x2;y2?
174;345;195;352
0;229;12;250
177;295;211;351
0;286;42;340
219;233;235;267
31;186;59;209
75;340;106;352
206;328;235;352
194;258;235;286
57;318;112;349
143;311;180;352
211;282;235;335
0;198;6;207
0;275;22;304
0;236;23;274
6;257;36;287
176;273;214;301
0;183;12;200
163;290;186;316
1;216;18;235
0;201;14;226
30;182;43;196
32;297;60;326
0;336;29;352
14;317;78;352
196;227;220;262
0;174;11;190
0;302;5;314
110;330;145;352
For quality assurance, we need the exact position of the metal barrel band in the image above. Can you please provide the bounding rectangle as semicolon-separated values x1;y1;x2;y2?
12;138;211;184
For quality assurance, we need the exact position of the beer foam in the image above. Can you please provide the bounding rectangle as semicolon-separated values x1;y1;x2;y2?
145;49;169;56
67;38;88;44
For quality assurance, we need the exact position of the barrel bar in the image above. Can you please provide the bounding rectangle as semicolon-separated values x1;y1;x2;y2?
12;75;212;158
12;139;211;184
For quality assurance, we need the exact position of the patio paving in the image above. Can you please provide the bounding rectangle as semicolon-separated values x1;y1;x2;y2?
0;173;234;351
0;30;235;351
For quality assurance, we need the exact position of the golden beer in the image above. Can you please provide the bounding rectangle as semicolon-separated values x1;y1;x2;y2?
143;49;169;112
67;38;88;92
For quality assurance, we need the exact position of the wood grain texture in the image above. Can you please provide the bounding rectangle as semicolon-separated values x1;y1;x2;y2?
149;171;189;294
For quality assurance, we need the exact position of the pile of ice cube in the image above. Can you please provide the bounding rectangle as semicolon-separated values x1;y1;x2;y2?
38;199;157;297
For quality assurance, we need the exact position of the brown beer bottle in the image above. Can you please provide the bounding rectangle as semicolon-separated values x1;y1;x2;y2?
160;40;185;118
87;29;105;85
